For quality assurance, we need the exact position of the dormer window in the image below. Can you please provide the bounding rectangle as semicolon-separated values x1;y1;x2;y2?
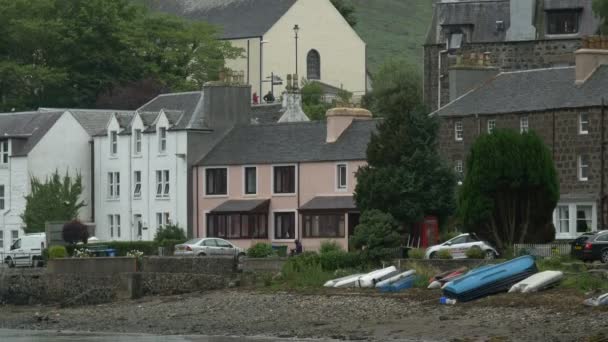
158;127;167;153
546;10;579;35
110;131;118;155
134;129;142;154
0;140;8;164
449;31;463;50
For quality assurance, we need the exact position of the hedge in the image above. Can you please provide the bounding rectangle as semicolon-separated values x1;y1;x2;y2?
64;240;186;257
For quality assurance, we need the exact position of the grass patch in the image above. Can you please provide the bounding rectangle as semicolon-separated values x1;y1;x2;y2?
536;256;608;293
406;261;438;289
408;248;425;259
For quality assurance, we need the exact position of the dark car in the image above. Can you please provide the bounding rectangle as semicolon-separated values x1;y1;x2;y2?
570;231;608;263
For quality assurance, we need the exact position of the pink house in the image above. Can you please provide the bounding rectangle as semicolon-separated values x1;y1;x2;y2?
192;108;377;251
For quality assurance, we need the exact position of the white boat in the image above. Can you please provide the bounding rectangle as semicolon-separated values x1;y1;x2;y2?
375;270;416;288
508;271;564;293
324;274;364;287
428;280;442;289
333;274;364;288
357;266;398;288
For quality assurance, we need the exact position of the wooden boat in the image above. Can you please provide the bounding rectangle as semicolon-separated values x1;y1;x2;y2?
375;270;416;288
443;256;537;302
508;271;564;293
427;267;467;289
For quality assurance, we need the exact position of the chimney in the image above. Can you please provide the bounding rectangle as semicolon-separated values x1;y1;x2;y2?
449;53;499;102
575;37;608;84
506;0;536;41
326;107;372;143
192;81;251;129
278;92;309;123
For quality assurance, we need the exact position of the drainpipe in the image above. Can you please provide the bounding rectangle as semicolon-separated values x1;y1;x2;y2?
601;100;606;229
195;166;199;237
437;49;448;110
297;162;301;241
146;131;151;240
89;140;95;223
128;133;133;241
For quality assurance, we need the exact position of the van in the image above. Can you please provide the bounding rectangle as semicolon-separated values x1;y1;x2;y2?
5;233;46;267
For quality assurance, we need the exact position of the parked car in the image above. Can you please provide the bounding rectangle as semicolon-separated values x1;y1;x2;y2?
424;233;499;259
174;238;245;257
570;230;608;263
4;233;46;267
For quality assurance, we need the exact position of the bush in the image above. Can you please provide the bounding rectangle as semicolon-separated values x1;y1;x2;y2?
247;242;274;258
320;240;342;254
319;250;362;271
437;249;453;259
350;209;402;264
154;224;186;242
465;247;485;259
62;220;89;244
408;248;425;259
158;239;186;255
49;245;67;259
87;241;158;256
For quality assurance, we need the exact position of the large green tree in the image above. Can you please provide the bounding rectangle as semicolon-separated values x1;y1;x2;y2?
0;0;241;111
331;0;357;27
350;209;401;263
458;130;559;250
21;171;86;233
354;61;456;227
593;0;608;34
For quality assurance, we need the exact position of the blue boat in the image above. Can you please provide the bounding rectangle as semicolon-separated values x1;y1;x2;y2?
443;255;537;302
378;275;416;293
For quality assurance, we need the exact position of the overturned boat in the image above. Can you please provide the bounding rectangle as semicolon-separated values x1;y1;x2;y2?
376;270;416;288
508;271;564;293
443;256;537;302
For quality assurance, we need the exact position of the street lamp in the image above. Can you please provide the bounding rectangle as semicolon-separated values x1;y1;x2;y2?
260;39;270;97
293;25;300;76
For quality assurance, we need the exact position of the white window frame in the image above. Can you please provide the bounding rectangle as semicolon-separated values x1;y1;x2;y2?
204;167;229;198
554;202;597;239
109;214;114;238
579;113;589;135
107;172;120;200
133;171;142;199
110;131;118;156
578;155;589;181
520;116;529;133
487;119;496;134
134;129;142;154
158;127;167;153
271;209;298;242
116;214;121;238
243;166;258;196
156;170;170;198
455;160;463;173
271;164;298;196
156;212;171;228
336;163;348;191
454;121;463;141
0;184;4;210
0;140;8;165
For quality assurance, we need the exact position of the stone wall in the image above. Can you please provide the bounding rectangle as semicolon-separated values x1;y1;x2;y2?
48;257;137;274
141;256;236;275
241;257;288;273
424;39;583;112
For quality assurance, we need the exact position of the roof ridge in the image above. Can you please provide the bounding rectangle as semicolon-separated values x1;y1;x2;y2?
499;66;574;75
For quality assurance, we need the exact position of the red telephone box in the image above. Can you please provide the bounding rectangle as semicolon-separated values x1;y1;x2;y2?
411;216;439;248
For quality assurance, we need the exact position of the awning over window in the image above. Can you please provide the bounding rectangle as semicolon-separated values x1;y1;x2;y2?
300;196;357;211
544;0;583;10
210;199;270;214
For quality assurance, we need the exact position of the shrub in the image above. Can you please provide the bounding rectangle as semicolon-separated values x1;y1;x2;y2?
158;239;186;255
247;242;274;258
62;220;89;244
437;249;452;259
408;248;425;259
320;240;342;254
465;247;485;259
154;224;186;242
319;250;362;271
87;241;158;256
73;247;91;258
281;253;334;288
350;209;402;264
49;245;67;259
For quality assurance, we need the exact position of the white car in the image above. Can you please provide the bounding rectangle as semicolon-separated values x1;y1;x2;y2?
424;233;498;259
174;238;245;257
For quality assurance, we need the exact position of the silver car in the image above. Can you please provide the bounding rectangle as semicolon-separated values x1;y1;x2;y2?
174;238;244;257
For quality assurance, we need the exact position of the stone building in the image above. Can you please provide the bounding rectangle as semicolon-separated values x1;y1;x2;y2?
431;47;608;240
424;0;600;112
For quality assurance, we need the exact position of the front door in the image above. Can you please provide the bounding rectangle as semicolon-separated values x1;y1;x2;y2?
134;215;143;240
348;213;360;239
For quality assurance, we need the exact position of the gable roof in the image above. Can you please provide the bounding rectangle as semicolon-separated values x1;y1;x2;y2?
142;0;298;40
432;66;608;117
0;111;65;156
137;91;203;130
198;119;378;166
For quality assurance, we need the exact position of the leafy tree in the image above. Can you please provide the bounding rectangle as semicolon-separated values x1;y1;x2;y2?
350;210;401;263
355;60;456;227
301;81;332;120
62;220;89;245
458;130;559;250
154;224;186;242
593;0;608;34
0;0;241;111
21;171;86;233
331;0;357;27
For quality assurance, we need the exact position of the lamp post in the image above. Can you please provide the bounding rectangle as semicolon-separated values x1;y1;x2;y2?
260;39;270;97
293;25;300;77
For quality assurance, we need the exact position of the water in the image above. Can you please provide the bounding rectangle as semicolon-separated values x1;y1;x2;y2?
0;329;335;342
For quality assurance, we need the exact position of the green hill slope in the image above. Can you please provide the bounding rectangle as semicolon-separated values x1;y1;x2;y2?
351;0;433;72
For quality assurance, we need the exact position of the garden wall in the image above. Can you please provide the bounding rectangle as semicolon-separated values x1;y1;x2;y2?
141;256;236;275
48;257;137;274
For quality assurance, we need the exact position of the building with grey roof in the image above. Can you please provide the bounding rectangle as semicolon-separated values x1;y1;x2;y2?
424;0;601;112
433;47;608;240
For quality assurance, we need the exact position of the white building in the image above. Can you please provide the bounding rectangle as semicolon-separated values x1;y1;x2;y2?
93;83;251;241
0;110;96;252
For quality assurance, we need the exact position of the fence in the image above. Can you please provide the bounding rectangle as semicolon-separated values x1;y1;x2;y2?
513;243;571;258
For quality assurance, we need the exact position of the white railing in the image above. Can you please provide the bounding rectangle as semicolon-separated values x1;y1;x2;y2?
513;243;571;258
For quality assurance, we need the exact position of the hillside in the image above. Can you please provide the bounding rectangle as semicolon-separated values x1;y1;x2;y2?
351;0;433;72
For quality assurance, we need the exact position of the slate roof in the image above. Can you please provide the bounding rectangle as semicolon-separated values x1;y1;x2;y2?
142;0;298;40
300;196;356;211
432;66;608;117
0;111;64;156
210;199;270;213
137;91;204;130
198;119;378;166
251;104;285;124
39;108;135;136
